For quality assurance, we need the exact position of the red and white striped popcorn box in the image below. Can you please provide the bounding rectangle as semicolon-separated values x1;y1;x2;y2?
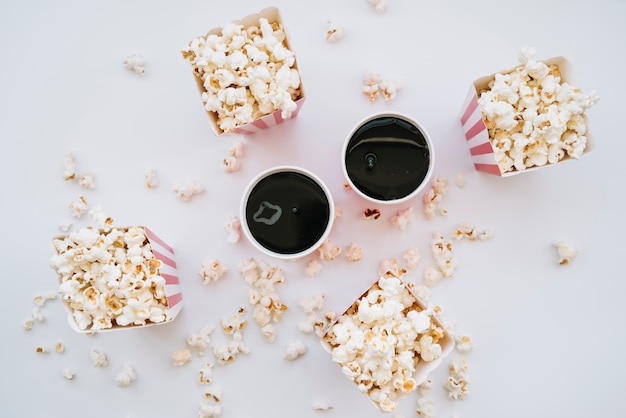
320;277;454;412
460;56;594;176
53;226;183;333
185;7;306;136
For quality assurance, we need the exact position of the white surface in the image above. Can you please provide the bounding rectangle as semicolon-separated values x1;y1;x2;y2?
1;1;625;417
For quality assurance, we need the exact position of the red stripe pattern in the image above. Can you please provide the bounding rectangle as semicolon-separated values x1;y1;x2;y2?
229;96;306;135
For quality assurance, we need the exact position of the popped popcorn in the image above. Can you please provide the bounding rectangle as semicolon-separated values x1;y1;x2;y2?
90;349;108;367
318;239;342;261
368;0;387;13
323;276;449;412
284;339;307;360
221;307;247;334
416;398;435;418
477;48;598;173
378;258;407;279
172;348;193;366
444;358;470;400
224;216;241;243
173;180;204;202
423;176;448;220
55;342;65;354
430;232;456;278
418;378;433;395
63;153;76;181
213;330;250;364
62;369;75;380
455;335;473;353
79;173;96;189
305;259;323;278
68;195;89;219
59;221;72;232
312;401;334;411
239;258;288;342
199;258;228;284
391;207;415;231
325;21;345;42
455;174;465;188
181;15;302;133
115;364;137;387
144;168;158;189
198;361;215;384
222;156;240;173
452;222;493;241
402;247;421;270
363;208;381;220
553;241;578;265
198;402;222;418
423;267;443;287
345;243;363;262
50;226;173;330
362;69;401;102
123;54;145;74
187;325;214;357
298;294;328;337
36;346;49;354
88;206;114;231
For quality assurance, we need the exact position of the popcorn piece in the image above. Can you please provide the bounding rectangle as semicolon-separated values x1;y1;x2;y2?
221;307;248;334
430;232;456;278
452;222;493;241
63;153;76;181
284;339;307;360
172;348;193;366
477;48;598;173
88;206;114;231
173;180;204;202
345;243;363;262
455;335;473;353
187;325;214;357
228;141;244;158
455;174;465;188
199;258;228;284
325;21;345;42
24;319;34;331
62;369;75;380
123;54;145;74
368;0;387;13
363;69;382;102
323;276;447;412
416;398;435;418
144;168;158;189
90;349;108;367
363;208;381;220
312;401;334;411
55;342;65;354
198;361;215;384
318;239;341;261
224;216;241;243
553;241;578;265
402;247;421;270
115;364;137;387
222;156;241;173
391;207;414;231
298;294;328;337
181;16;302;133
305;259;322;277
378;258;407;279
423;176;448;220
198;402;222;418
213;331;250;364
36;346;49;354
69;195;89;219
32;307;45;323
423;267;443;288
444;358;470;400
79;173;96;189
59;221;72;232
418;378;433;395
380;79;402;103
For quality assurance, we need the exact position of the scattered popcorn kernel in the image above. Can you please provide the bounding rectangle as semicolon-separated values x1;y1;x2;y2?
198;402;222;418
172;348;193;367
144;168;158;188
90;349;108;367
368;0;387;13
200;258;228;284
284;339;307;360
221;307;248;334
33;295;46;307
444;358;470;400
335;206;344;219
69;195;89;219
305;259;323;277
418;378;433;395
402;247;421;270
423;176;448;220
345;243;363;262
455;335;473;353
59;221;72;232
62;369;75;380
224;216;241;243
228;141;244;158
32;307;45;323
553;241;578;265
455;174;465;188
222;156;241;173
198;361;215;384
312;401;334;411
318;239;341;261
187;325;214;357
55;342;65;354
423;267;443;287
416;398;435;418
88;206;114;231
380;79;402;103
213;330;250;364
63;153;76;181
363;208;381;220
363;69;382;102
452;222;492;241
24;319;34;331
430;232;456;278
326;21;345;42
391;207;414;231
123;54;145;74
79;173;96;189
378;258;407;279
204;389;223;403
173;180;204;202
36;346;49;354
115;364;137;387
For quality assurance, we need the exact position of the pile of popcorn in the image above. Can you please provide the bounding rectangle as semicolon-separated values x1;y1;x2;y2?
323;276;447;413
49;226;172;330
477;47;598;173
181;17;302;133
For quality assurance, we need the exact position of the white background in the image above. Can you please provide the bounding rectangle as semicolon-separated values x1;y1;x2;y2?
1;1;625;417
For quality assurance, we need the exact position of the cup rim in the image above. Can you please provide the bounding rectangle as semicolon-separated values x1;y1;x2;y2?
341;111;435;205
240;165;335;260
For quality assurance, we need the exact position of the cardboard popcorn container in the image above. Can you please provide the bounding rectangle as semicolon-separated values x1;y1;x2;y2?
50;226;183;333
182;7;306;136
321;276;454;413
460;56;595;176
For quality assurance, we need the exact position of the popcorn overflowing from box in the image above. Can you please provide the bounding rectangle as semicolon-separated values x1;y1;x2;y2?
181;7;305;136
460;48;598;176
49;226;182;332
321;276;454;413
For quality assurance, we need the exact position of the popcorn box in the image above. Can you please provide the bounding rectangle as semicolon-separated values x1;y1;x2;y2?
321;276;454;413
50;226;183;333
460;56;595;176
183;7;306;136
